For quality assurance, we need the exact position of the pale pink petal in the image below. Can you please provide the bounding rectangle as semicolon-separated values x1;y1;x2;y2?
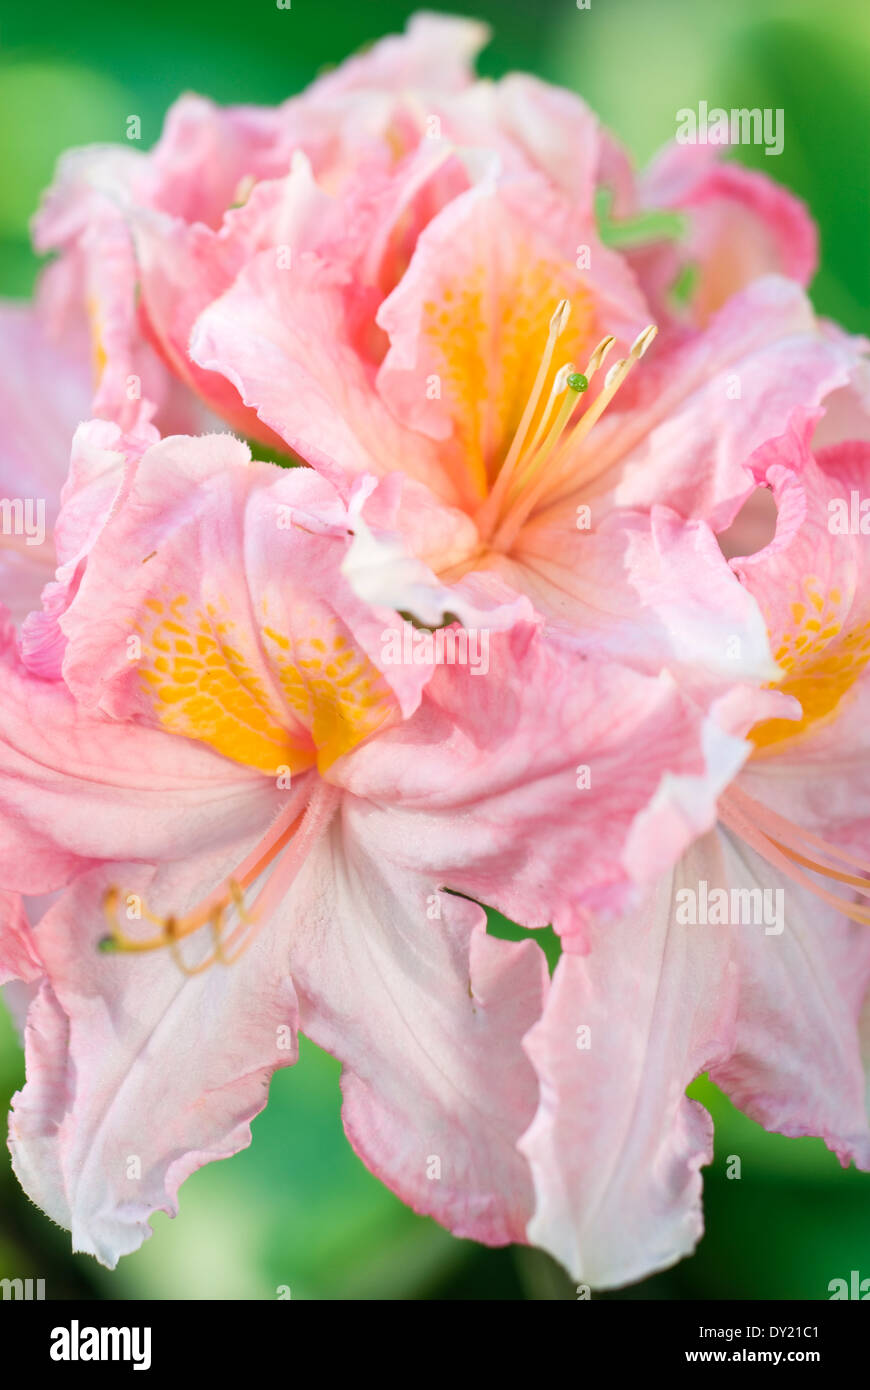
459;72;601;207
641;145;817;321
331;623;735;934
131;154;332;443
0;304;91;621
0;889;42;986
147;93;290;227
573;278;857;530
190;247;461;503
56;434;432;761
812;327;870;449
520;841;737;1286
708;823;870;1166
342;473;533;631
283;814;546;1246
20;416;158;678
9;857;299;1266
733;418;870;758
307;12;489;100
0;624;287;894
508;504;778;697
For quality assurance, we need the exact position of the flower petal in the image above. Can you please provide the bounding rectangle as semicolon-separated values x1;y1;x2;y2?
375;175;646;502
709;823;870;1166
57;434;437;771
572;278;857;530
8;857;299;1266
520;841;737;1287
0;304;91;621
0;620;286;894
283;814;547;1245
332;623;736;933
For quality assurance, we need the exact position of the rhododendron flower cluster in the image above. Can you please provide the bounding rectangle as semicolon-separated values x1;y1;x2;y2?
1;13;869;1288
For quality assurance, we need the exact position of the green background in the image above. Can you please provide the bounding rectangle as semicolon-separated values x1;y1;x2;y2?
1;0;868;1299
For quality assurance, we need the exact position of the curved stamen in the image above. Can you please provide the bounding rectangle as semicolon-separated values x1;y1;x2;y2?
475;300;573;539
503;297;572;478
724;784;870;877
99;784;342;974
491;324;656;553
100;802;306;972
718;786;870;928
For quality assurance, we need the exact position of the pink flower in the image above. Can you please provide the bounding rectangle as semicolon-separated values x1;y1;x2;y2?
3;10;866;1291
599;136;817;334
32;13;815;440
519;397;870;1288
0;426;739;1265
188;158;856;910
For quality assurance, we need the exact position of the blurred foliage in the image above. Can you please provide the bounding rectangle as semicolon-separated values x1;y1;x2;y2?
1;0;869;1299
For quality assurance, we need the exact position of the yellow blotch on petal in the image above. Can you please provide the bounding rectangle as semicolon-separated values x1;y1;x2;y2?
139;599;313;775
262;622;395;771
138;595;395;775
751;575;869;751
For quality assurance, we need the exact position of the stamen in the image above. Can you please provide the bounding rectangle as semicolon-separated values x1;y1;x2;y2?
475;299;572;538
98;784;342;974
718;786;870;928
99;804;306;973
491;327;646;552
521;336;615;472
104;878;254;975
545;324;657;482
522;361;582;464
512;362;587;491
503;297;571;476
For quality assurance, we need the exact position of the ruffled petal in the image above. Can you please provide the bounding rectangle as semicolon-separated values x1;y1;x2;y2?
281;812;546;1245
8;856;299;1266
520;840;737;1287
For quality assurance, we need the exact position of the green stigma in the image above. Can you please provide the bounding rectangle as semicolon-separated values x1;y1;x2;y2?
566;372;588;393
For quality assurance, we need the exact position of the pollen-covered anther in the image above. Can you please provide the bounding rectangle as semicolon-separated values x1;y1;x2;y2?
604;357;628;390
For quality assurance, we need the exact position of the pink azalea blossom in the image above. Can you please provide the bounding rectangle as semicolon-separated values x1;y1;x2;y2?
0;426;752;1266
1;10;868;1293
32;13;815;439
520;399;870;1287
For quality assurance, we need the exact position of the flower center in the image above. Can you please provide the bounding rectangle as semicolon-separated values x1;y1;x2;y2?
474;304;657;552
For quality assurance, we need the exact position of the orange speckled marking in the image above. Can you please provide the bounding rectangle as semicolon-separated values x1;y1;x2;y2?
137;595;396;774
